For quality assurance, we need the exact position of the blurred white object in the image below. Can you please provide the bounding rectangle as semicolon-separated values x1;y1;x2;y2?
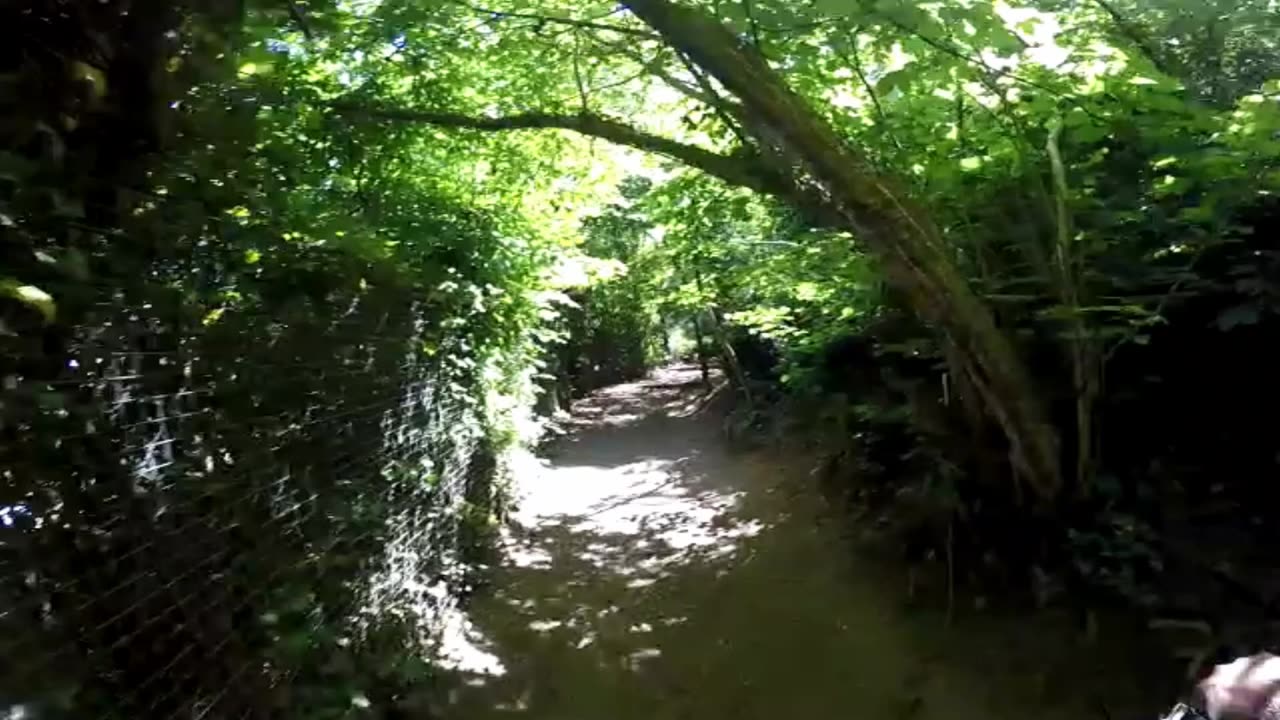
1199;653;1280;720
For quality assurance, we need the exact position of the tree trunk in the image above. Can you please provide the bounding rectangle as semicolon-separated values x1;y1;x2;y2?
626;0;1063;499
695;275;752;406
692;315;711;387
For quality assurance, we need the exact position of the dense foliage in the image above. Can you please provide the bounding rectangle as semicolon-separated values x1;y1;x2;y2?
1;1;555;717
3;0;1280;715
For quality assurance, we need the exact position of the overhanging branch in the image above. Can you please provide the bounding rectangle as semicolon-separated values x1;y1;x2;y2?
586;34;750;142
332;103;792;199
448;1;658;40
1089;0;1179;79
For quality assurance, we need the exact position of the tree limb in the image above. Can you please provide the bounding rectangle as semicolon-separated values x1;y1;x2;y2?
581;37;755;163
742;0;763;52
872;10;1103;120
582;35;722;109
836;29;901;151
672;52;752;145
287;2;314;40
625;0;1065;498
331;103;807;203
651;62;720;106
572;33;590;111
759;16;850;35
1089;0;1178;79
448;1;658;40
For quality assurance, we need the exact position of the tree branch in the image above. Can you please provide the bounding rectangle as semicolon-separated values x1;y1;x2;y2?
1089;0;1179;79
872;10;1102;119
672;52;752;144
742;0;763;52
287;2;314;40
837;29;901;151
572;33;590;111
651;62;719;106
623;0;1065;497
589;36;733;116
333;102;844;229
335;103;778;191
759;16;850;35
582;35;753;151
448;1;658;40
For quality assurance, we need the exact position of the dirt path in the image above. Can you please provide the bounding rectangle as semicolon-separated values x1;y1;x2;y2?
438;365;1163;720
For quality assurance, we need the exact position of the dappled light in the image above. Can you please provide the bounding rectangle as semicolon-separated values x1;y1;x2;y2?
514;368;766;565
434;366;776;693
432;367;1159;720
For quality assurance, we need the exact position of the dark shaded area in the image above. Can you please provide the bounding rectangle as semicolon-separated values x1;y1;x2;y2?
0;3;504;717
740;196;1280;669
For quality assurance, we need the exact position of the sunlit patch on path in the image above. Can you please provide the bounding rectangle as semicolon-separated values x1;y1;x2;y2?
503;366;767;575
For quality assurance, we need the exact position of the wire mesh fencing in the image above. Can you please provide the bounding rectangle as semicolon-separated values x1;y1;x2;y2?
1;4;512;717
1;273;496;719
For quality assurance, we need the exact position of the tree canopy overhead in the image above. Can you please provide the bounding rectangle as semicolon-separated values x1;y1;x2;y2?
264;0;1280;499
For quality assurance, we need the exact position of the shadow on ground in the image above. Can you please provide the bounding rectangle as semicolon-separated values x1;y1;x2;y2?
434;365;1163;720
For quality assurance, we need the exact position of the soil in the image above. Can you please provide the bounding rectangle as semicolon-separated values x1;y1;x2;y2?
437;365;1169;720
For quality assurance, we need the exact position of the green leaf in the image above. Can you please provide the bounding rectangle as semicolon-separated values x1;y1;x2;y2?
875;68;915;96
1;278;56;323
202;307;226;326
238;61;273;78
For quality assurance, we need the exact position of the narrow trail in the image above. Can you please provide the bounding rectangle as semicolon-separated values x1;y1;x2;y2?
440;365;1160;720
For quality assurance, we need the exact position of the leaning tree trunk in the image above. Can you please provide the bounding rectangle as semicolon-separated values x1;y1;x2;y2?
626;0;1063;499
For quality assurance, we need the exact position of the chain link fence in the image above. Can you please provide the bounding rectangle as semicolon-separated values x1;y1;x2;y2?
1;2;504;717
1;253;496;719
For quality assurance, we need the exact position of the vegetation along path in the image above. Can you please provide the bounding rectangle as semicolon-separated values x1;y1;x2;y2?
437;365;1160;720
